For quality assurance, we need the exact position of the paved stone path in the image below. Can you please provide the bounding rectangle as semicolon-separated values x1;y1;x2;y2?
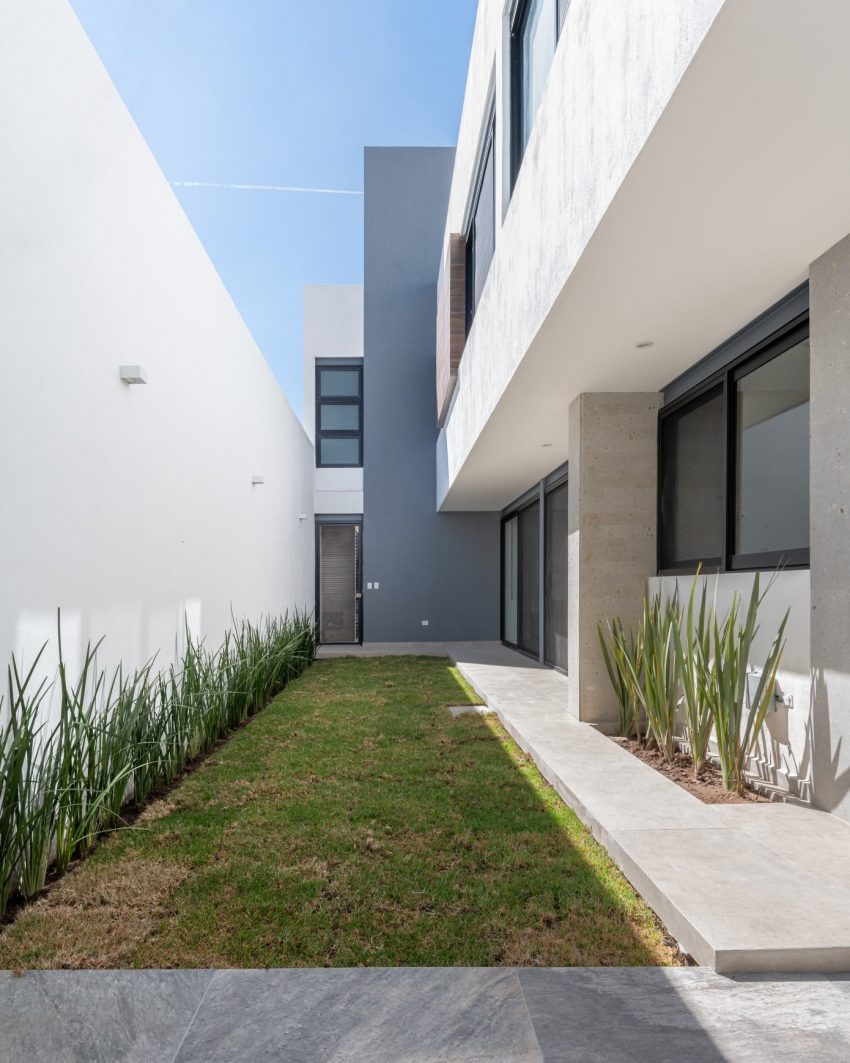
319;642;850;974
2;967;850;1061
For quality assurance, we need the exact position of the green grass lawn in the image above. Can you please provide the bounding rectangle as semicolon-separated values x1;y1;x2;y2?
0;656;678;969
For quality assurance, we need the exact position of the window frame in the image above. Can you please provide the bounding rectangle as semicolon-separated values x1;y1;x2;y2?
657;314;810;576
465;107;496;334
510;0;564;193
315;363;363;469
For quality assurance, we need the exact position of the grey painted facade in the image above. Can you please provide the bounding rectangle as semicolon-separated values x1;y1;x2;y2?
362;148;500;642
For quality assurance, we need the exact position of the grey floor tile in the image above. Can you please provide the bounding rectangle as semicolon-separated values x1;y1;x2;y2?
0;969;213;1063
174;967;542;1063
518;968;850;1063
518;968;728;1063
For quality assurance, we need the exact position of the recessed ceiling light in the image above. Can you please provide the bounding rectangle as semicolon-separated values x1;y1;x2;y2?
635;340;655;349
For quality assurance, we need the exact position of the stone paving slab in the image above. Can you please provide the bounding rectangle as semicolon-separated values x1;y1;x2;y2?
0;970;213;1063
2;968;850;1062
442;642;850;974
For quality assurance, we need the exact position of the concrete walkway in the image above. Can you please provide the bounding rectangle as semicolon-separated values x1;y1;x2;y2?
318;642;850;974
3;967;850;1061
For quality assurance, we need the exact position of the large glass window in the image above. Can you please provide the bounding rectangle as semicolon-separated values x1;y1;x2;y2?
316;364;363;468
544;479;568;670
512;0;560;187
659;385;725;570
658;319;810;573
735;338;810;563
465;113;496;332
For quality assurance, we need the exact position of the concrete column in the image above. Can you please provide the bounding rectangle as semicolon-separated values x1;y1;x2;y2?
567;393;659;730
809;234;850;819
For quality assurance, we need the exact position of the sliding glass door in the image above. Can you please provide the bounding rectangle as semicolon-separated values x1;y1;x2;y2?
502;498;541;658
502;473;568;671
518;502;540;656
544;480;568;670
503;516;518;645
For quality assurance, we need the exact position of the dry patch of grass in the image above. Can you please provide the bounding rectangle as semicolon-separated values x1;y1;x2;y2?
0;657;679;969
0;859;189;969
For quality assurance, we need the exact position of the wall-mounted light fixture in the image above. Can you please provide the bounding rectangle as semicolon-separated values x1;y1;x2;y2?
251;475;265;486
298;513;308;521
119;365;148;384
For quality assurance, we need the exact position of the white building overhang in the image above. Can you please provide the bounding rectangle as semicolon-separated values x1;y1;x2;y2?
438;0;850;511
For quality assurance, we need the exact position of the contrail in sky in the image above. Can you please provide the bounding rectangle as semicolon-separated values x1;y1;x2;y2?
170;179;362;196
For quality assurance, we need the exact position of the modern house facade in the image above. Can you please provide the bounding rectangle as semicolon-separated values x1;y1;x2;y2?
306;0;850;822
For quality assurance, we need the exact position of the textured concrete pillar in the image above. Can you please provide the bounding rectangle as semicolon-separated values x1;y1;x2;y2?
809;234;850;819
567;393;659;730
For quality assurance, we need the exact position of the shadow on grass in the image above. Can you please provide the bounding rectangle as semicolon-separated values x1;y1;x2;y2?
0;655;677;971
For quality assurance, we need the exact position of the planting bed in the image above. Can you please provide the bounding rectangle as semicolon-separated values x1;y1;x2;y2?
612;738;768;805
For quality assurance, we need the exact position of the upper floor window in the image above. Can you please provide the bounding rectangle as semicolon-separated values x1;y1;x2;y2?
465;111;496;333
659;318;810;573
511;0;565;189
316;364;363;468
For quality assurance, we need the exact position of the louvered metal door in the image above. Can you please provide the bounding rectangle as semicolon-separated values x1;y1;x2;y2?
318;524;360;644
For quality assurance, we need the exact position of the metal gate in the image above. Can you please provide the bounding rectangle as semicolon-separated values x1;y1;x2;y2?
318;523;360;644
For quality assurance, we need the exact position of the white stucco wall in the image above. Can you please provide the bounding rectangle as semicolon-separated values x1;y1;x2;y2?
439;0;725;507
302;285;364;515
650;572;812;797
0;0;315;686
438;0;850;510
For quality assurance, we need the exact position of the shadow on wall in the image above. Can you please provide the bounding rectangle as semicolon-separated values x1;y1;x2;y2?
807;666;850;816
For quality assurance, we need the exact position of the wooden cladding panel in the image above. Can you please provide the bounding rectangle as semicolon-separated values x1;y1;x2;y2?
436;233;466;426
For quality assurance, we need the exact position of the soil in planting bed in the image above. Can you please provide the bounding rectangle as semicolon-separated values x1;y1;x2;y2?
613;738;769;804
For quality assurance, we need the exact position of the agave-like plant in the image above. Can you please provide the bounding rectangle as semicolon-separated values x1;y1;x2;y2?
672;568;714;778
598;618;644;741
627;590;681;761
707;573;788;795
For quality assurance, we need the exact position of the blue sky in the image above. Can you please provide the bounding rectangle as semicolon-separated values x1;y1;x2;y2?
70;0;478;416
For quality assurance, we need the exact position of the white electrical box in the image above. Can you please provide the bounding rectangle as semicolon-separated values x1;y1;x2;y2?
119;365;147;384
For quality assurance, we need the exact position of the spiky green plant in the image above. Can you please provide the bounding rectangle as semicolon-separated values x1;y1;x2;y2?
707;573;788;795
1;647;57;906
598;618;644;741
0;608;316;918
672;569;714;778
624;590;681;761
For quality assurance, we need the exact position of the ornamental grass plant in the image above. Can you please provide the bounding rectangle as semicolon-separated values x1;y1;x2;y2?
0;610;315;918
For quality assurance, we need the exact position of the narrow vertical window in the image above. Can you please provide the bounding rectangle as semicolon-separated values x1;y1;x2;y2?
659;386;725;571
465;112;496;333
316;364;363;468
511;0;559;188
544;478;568;670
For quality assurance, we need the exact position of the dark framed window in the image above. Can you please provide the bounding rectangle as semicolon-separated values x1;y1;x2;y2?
465;110;496;333
544;477;568;671
316;363;363;468
510;0;564;190
659;317;810;574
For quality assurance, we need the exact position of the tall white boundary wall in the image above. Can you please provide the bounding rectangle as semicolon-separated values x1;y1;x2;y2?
0;0;315;688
